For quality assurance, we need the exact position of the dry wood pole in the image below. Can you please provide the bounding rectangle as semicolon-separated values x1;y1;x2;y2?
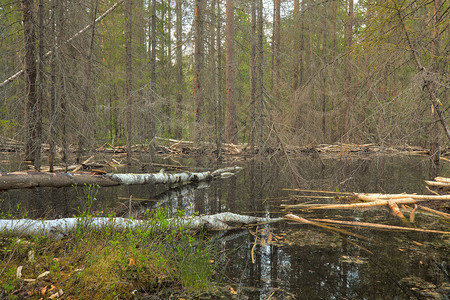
0;166;242;191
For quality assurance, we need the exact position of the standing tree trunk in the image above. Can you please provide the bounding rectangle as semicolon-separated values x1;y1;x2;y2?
272;0;280;95
257;0;264;150
215;0;223;158
49;0;57;172
149;0;156;156
321;3;327;141
393;1;450;142
125;0;133;165
225;0;237;144
249;0;257;150
429;0;441;178
293;0;300;91
22;0;39;167
167;2;172;136
35;0;44;170
58;0;68;171
79;0;99;163
343;0;353;140
194;0;205;146
175;0;183;139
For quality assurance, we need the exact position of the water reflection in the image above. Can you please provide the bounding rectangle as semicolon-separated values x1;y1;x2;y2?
1;154;448;298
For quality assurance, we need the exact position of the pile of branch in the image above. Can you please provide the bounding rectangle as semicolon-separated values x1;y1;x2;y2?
154;137;245;156
282;143;434;157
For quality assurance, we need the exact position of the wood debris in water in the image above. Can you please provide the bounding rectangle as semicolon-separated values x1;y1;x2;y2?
280;178;450;240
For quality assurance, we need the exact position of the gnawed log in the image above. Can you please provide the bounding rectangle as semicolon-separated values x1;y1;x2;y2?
355;193;450;201
0;212;283;236
0;166;242;190
434;177;450;183
425;180;450;188
282;198;418;209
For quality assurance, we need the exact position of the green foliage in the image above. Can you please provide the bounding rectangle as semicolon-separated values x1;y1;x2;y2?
0;207;216;298
74;184;99;216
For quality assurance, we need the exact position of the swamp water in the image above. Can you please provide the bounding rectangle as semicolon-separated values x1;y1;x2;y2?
1;154;449;299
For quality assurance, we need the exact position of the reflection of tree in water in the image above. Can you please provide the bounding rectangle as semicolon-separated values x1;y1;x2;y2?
1;154;448;298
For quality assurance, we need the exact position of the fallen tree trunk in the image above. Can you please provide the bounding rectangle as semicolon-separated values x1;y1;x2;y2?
282;198;418;209
0;212;282;236
425;180;450;188
1;211;447;237
355;193;450;201
0;166;242;190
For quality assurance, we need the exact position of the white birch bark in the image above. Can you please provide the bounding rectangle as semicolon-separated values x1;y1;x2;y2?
0;212;281;236
0;166;242;190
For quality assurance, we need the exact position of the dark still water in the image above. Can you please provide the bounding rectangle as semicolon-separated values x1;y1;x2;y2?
1;153;449;299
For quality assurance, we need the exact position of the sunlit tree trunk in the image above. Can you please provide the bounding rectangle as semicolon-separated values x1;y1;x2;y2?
272;0;280;94
343;0;353;140
149;0;156;156
58;0;68;170
175;0;183;139
166;1;172;136
299;0;305;86
78;0;99;163
257;0;264;150
35;0;44;170
125;0;132;165
225;0;237;144
429;0;441;178
49;0;57;172
215;0;223;158
249;0;257;149
293;0;299;91
194;0;205;145
321;3;327;141
22;0;40;167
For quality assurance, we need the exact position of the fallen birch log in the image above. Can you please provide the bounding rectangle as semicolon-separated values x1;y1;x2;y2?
0;212;282;236
0;166;242;190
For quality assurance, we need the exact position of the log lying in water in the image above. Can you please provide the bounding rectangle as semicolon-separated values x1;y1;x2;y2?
0;166;242;191
425;177;450;188
0;212;281;236
355;193;450;201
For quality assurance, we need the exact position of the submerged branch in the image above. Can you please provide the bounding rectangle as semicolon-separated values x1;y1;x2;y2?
310;218;449;235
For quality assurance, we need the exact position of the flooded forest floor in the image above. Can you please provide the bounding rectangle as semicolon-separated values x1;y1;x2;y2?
0;139;449;299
